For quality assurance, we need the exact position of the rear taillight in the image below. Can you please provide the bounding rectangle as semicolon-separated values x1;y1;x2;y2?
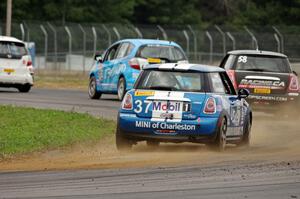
122;93;133;110
288;74;299;92
203;97;216;114
27;60;32;67
129;58;141;70
227;70;237;90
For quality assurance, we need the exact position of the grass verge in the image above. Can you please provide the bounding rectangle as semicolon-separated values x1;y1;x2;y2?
34;70;89;90
0;105;116;158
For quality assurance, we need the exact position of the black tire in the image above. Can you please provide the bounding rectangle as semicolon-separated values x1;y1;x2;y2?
116;124;132;151
117;77;126;101
146;140;160;149
208;117;227;152
238;115;251;147
18;84;31;93
88;77;101;99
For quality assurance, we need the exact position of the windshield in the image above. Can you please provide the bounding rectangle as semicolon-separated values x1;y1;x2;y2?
0;41;27;59
136;45;186;62
136;70;206;92
234;55;291;73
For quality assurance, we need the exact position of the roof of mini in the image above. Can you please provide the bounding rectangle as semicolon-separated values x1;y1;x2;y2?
0;36;24;43
143;63;225;73
112;39;181;48
227;50;287;58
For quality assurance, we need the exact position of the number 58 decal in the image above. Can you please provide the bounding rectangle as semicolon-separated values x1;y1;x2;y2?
134;100;152;113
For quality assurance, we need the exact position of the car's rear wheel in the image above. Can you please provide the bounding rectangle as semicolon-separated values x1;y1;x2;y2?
89;76;101;99
238;115;251;147
117;77;126;101
116;124;132;151
208;117;227;152
18;84;31;93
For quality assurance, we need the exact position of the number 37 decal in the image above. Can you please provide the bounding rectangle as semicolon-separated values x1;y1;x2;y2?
134;100;151;113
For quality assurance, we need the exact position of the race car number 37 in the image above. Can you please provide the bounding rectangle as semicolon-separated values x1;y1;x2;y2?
134;100;190;113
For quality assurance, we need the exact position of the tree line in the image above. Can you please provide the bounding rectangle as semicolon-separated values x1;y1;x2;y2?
0;0;299;26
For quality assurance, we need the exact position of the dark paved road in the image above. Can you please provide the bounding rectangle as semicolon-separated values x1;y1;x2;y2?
0;88;121;120
0;161;299;199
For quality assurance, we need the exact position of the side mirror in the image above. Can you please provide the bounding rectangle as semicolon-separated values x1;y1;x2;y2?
94;53;103;63
238;88;250;99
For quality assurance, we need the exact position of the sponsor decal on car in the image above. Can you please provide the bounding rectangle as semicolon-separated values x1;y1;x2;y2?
135;121;196;131
152;101;191;112
239;79;285;89
134;91;155;96
248;95;288;101
153;101;181;111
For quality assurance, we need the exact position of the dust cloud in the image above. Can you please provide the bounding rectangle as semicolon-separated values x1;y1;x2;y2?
0;112;299;171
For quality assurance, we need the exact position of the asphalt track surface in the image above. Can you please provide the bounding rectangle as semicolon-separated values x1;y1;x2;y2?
0;161;299;199
0;88;299;199
0;88;120;120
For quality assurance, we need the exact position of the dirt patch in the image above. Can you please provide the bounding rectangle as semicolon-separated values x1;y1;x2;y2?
1;115;300;172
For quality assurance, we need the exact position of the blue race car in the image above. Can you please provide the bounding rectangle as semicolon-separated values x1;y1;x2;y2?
116;63;252;151
89;39;187;100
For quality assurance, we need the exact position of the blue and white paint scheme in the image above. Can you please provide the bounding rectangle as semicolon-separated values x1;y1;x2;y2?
89;39;187;100
116;63;252;151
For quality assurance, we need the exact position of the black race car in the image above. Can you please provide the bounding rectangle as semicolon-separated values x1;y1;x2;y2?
219;50;299;117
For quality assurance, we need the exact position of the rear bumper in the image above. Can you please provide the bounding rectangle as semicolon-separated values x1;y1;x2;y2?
246;93;299;112
118;112;219;143
0;73;33;86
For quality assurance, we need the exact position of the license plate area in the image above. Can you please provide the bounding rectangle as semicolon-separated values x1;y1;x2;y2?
3;68;15;73
254;88;271;94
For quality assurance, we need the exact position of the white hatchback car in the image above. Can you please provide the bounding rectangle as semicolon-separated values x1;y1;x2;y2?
0;36;33;92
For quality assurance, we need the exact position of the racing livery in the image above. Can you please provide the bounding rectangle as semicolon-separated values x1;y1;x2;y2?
116;63;252;151
220;50;299;116
89;39;187;100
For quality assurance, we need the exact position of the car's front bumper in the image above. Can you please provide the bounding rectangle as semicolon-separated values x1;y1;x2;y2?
118;113;219;143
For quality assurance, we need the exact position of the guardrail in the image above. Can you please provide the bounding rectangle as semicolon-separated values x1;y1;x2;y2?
1;22;300;72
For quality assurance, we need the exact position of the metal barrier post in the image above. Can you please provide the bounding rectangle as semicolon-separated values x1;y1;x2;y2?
102;24;111;46
134;26;143;38
206;31;213;64
215;25;226;56
20;23;25;41
40;25;48;69
47;22;57;69
183;30;190;58
113;26;121;40
187;25;197;61
226;32;236;50
92;26;97;56
64;26;72;70
78;24;86;72
273;26;284;53
22;21;30;42
274;33;281;53
244;26;258;50
157;25;168;40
